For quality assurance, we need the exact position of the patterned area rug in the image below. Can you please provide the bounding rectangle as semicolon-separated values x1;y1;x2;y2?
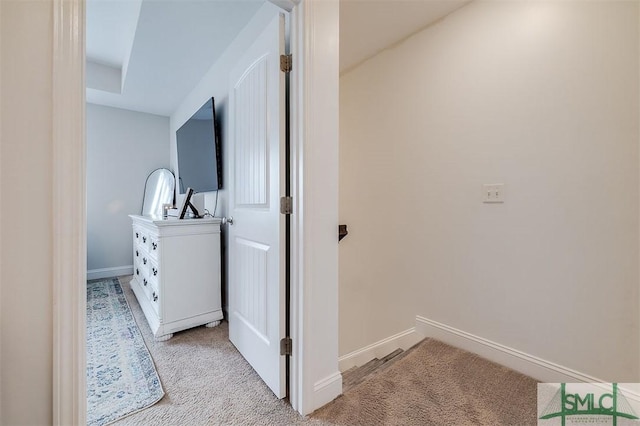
86;278;164;426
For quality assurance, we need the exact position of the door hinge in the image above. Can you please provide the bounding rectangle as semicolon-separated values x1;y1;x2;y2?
280;196;293;215
280;337;292;356
280;54;292;73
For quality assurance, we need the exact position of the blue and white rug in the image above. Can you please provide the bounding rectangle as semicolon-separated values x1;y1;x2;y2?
86;278;164;426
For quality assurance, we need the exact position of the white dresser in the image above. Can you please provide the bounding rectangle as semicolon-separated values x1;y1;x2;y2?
129;215;223;341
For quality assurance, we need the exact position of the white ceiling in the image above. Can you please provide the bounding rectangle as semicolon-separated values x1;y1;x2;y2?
86;0;263;116
86;0;472;116
86;0;142;70
340;0;472;73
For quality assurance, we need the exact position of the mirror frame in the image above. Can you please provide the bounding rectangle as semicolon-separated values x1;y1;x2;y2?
141;168;175;217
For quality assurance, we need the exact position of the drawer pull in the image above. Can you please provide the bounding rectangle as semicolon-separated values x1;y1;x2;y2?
152;242;157;250
143;278;148;286
153;292;158;302
136;268;139;276
135;232;139;238
143;258;147;265
142;236;146;243
152;267;158;276
136;250;139;257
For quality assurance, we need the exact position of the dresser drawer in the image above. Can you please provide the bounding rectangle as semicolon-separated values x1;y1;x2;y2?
149;260;160;283
133;227;142;245
141;252;150;268
136;249;149;274
134;260;144;281
134;227;149;250
148;235;160;260
141;274;153;299
134;228;150;250
150;287;160;316
134;246;144;265
148;260;160;314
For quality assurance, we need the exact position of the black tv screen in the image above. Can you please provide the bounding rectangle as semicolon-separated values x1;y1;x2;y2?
176;97;222;193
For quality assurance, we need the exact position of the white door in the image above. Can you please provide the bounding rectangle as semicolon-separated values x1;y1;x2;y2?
228;13;287;399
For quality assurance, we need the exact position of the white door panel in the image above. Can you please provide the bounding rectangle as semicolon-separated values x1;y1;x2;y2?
228;13;286;399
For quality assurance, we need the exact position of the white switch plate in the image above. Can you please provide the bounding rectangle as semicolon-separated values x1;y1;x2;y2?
483;183;504;203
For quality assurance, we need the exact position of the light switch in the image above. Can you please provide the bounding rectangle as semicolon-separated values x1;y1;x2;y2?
483;184;504;203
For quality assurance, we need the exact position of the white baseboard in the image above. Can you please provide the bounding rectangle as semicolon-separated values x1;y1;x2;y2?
313;372;343;409
415;316;640;404
338;327;423;372
415;315;604;384
87;265;133;281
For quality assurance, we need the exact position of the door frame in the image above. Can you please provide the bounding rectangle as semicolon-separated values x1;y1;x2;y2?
52;0;86;423
286;0;341;415
52;0;340;423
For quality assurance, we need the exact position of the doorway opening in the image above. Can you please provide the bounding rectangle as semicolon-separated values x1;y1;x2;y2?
85;1;292;422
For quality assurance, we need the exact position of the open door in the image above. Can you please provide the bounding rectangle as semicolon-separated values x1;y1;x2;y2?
227;13;287;399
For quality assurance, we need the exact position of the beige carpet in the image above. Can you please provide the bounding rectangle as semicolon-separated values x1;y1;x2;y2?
313;339;538;426
113;276;323;426
113;276;537;425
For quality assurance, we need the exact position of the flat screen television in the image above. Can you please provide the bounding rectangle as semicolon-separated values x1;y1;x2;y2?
176;97;222;194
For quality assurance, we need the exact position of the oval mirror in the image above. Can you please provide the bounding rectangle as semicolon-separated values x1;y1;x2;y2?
141;168;175;217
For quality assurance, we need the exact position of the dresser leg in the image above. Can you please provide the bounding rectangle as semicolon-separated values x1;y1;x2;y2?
205;320;221;328
154;333;173;342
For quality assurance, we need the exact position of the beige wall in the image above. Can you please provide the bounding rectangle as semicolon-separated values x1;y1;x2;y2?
1;0;54;424
340;0;639;381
